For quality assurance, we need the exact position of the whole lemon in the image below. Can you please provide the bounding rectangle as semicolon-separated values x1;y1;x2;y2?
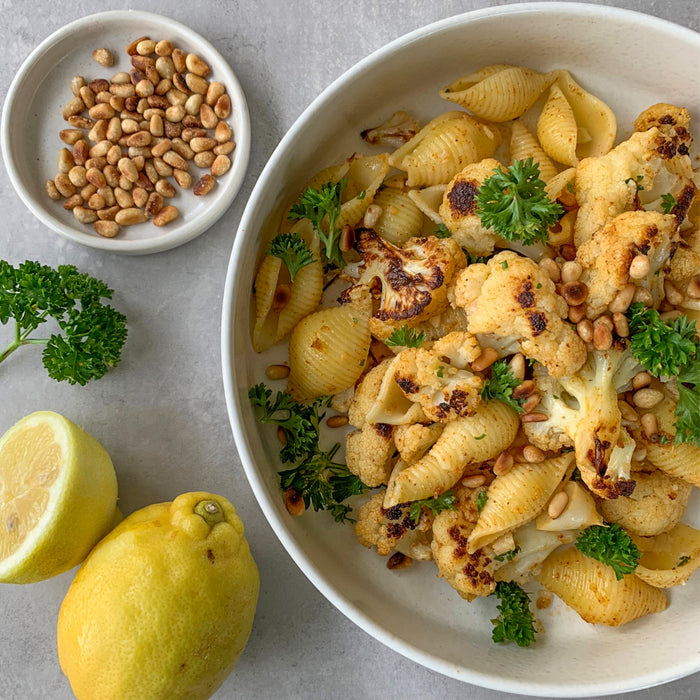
57;492;259;700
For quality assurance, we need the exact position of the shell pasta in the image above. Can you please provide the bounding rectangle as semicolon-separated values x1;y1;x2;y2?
249;60;699;646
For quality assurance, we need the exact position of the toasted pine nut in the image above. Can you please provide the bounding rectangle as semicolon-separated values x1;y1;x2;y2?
612;312;629;338
94;220;120;238
339;224;355;252
509;353;526;381
199;103;218;129
118;157;139;183
560;261;582;283
54;173;76;197
63;194;83;210
162;150;188;170
513;380;535;399
327;415;349;429
171;48;187;72
173;169;192;189
57;148;74;173
193;174;216;197
155;179;176;198
687;276;700;300
155;40;173;56
183;52;210;77
80;183;97;201
68;115;95;129
132;187;148;208
190;136;216;153
97;205;119;221
593;317;613;351
115;207;148;225
523;445;545;463
493;451;514;476
471;347;499;372
153;205;179;227
577;318;594;343
73;206;97;224
126;36;149;56
641;412;659;440
214;141;235;156
59;128;84;145
92;48;114;67
618;400;639;424
547;491;569;519
214;121;232;143
145;192;163;218
70;75;86;97
88;103;115;120
62;96;85;120
87;193;105;210
114;187;134;208
664;280;684;306
629;254;650;279
68;166;88;188
194;151;217;168
97;186;115;206
632;445;647;462
165;104;186;123
462;473;487;488
560;244;577;261
185;72;209;94
151;140;172;158
136;39;156;55
561;281;588;306
631;372;651;391
45;179;61;200
539;257;560;282
632;286;654;306
284;488;305;517
153;157;173;177
211;154;231;177
363;204;383;228
660;310;683;322
568;304;587;324
265;364;290;380
633;388;664;409
521;412;548;423
206;81;226;106
80;86;95;110
185;93;204;116
521;393;541;413
214;94;231;119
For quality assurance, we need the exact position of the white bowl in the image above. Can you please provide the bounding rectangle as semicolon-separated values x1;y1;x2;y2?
222;3;700;696
1;10;250;255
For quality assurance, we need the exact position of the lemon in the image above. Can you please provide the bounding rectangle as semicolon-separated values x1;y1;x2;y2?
57;492;260;700
0;411;118;584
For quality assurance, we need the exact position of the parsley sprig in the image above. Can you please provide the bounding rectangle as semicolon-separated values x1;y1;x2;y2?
408;491;457;525
575;523;640;580
476;158;564;246
0;260;127;385
660;193;677;215
480;359;523;413
249;383;367;522
268;233;315;281
626;304;700;445
385;326;425;348
288;179;346;269
491;581;537;647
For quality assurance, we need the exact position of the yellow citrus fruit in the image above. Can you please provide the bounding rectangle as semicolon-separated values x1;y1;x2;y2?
57;492;260;700
0;411;118;584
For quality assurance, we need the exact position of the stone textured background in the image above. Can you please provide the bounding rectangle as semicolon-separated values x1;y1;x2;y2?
0;1;698;698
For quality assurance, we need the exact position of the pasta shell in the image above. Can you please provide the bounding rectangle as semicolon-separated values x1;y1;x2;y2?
372;186;425;245
365;354;427;426
510;120;559;183
556;70;616;159
252;222;324;352
632;523;700;588
537;83;578;167
287;287;372;401
440;65;557;122
389;112;501;187
338;153;390;229
383;400;519;507
406;185;446;224
537;547;667;626
468;452;575;552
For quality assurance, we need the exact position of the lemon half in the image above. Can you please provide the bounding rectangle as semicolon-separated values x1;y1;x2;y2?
0;411;118;584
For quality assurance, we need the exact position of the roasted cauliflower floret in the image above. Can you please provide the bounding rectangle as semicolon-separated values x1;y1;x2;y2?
451;251;586;377
577;210;678;319
574;126;695;246
355;490;433;560
668;229;700;312
438;159;504;256
523;348;643;498
345;422;395;488
391;332;484;422
342;228;467;338
394;423;444;463
598;466;692;537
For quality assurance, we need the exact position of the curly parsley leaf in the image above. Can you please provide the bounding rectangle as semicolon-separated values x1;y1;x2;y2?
476;158;564;246
476;490;488;512
288;179;346;269
434;223;452;239
385;326;425;348
480;359;523;412
494;546;521;562
279;443;367;523
268;232;315;281
491;581;536;647
575;523;640;580
0;260;127;385
660;193;677;215
408;491;457;525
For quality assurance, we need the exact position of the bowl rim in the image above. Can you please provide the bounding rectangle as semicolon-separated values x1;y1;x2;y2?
221;2;700;695
0;9;251;255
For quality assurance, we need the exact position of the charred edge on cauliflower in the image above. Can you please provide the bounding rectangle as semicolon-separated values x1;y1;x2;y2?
590;475;636;499
448;525;495;587
395;375;419;394
518;280;536;308
383;503;418;539
447;179;479;216
374;422;393;438
669;182;697;225
527;311;547;336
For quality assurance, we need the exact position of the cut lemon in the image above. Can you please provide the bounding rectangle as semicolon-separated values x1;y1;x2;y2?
0;411;118;584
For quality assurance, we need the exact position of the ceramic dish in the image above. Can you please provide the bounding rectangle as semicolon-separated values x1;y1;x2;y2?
222;3;700;696
1;10;250;255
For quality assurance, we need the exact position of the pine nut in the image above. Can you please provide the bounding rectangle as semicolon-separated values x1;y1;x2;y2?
214;121;232;143
618;399;639;421
173;169;192;189
144;192;163;218
660;310;682;322
471;347;499;372
284;488;305;517
632;286;654;306
493;451;514;476
80;86;95;109
115;207;147;225
135;79;155;98
363;204;383;228
171;48;187;72
67;115;95;129
577;318;594;343
63;96;85;120
57;148;74;173
68;166;88;188
547;491;569;519
171;138;195;160
80;183;97;201
87;193;105;210
199;103;218;129
206;81;226;106
161;150;188;170
521;393;541;413
45;179;61;200
151;139;172;157
521;412;548;423
633;388;664;409
632;371;652;390
136;39;156;56
593;318;613;351
327;415;349;428
339;224;355;252
155;40;173;56
59;129;83;145
73;206;97;224
165;104;186;123
155;179;176;198
118;157;139;183
523;445;545;463
153;205;179;227
612;312;629;338
568;304;587;324
509;353;526;381
513;380;535;399
114;187;133;208
560;244;577;261
211;155;231;177
153;157;174;177
189;136;216;153
560;261;582;283
664;280;684;306
561;281;588;306
185;93;204;116
629;254;650;279
193;174;216;196
132;187;148;208
641;412;659;440
89;140;112;158
194;151;217;168
687;276;700;299
94;220;120;238
144;160;159;184
98;186;116;206
461;473;487;489
214;94;231;119
63;194;82;210
126;36;149;56
70;75;86;97
155;79;172;96
185;72;208;94
92;48;114;67
539;257;560;282
54;173;75;197
632;445;647;462
88;103;115;120
213;141;235;156
265;364;291;380
97;205;119;221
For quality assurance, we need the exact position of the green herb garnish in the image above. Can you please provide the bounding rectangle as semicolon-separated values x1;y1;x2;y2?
408;491;457;525
660;193;677;215
434;223;452;239
268;232;315;281
575;523;640;580
480;359;523;413
385;326;425;348
491;581;536;647
476;490;488;511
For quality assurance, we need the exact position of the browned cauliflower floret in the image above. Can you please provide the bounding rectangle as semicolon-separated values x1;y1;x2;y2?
599;466;692;537
438;159;504;256
394;423;444;463
390;332;483;422
355;490;433;560
577;210;678;319
633;103;691;138
361;110;420;149
431;482;499;600
451;251;586;378
342;228;467;339
574;127;694;246
345;422;395;488
369;306;469;346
